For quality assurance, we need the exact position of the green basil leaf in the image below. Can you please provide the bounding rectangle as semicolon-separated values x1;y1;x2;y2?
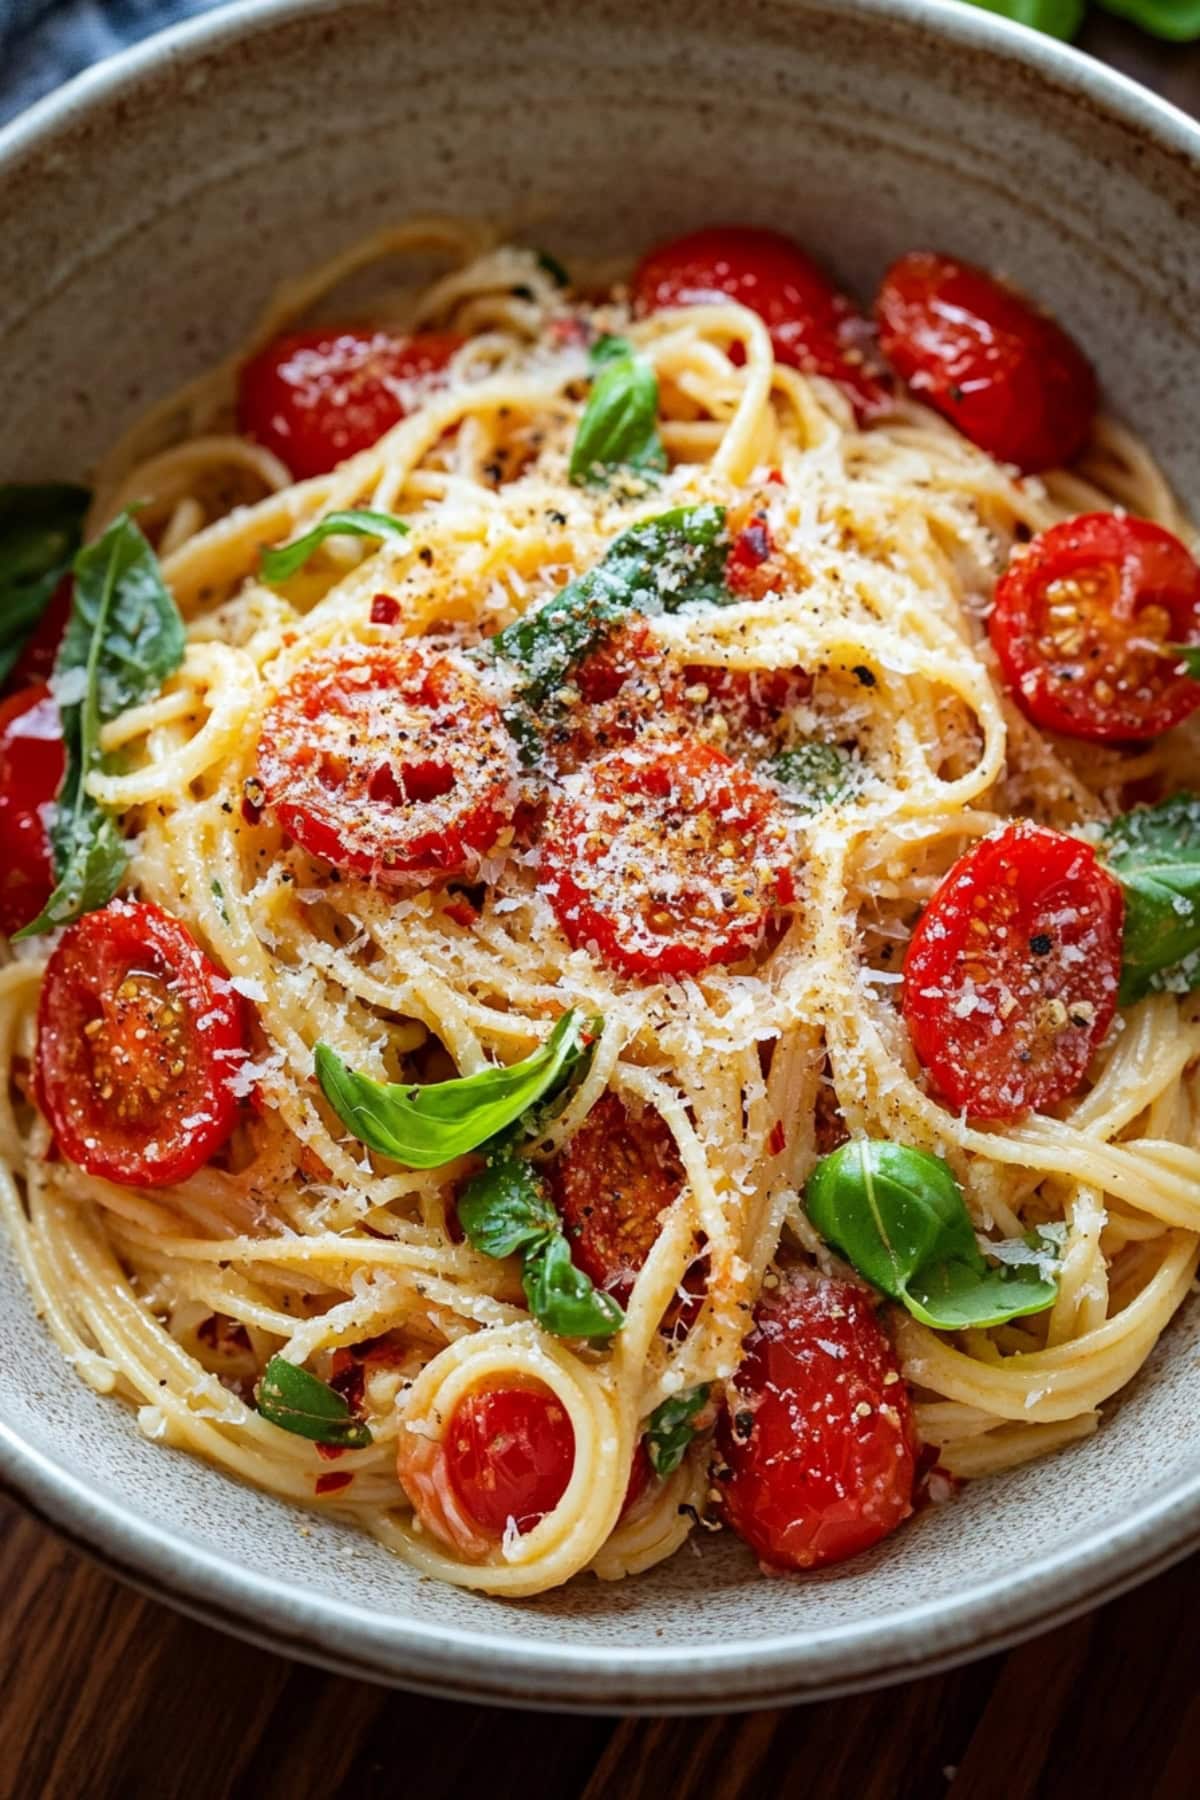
256;1355;373;1448
484;503;730;712
535;249;570;288
645;1384;710;1476
0;484;89;686
16;513;186;938
259;509;409;583
569;336;667;492
457;1155;559;1259
1102;794;1200;1003
315;1010;599;1169
806;1138;1058;1331
964;0;1085;39
522;1229;624;1340
771;742;858;813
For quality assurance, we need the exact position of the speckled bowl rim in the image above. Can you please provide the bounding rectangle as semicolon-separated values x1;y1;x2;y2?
3;0;1200;1712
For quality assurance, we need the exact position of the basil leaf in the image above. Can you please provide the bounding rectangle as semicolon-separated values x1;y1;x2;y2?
457;1155;559;1258
256;1355;373;1448
522;1230;624;1340
645;1384;709;1476
260;509;409;583
315;1009;599;1169
771;742;857;813
964;0;1085;39
806;1139;1057;1331
569;336;667;491
535;249;570;288
0;484;89;686
1102;794;1200;1003
485;502;730;712
16;513;186;938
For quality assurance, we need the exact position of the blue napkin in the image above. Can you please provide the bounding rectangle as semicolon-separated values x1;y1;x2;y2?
0;0;230;126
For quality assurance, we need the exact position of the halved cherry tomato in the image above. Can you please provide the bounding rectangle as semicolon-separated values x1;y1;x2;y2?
0;684;64;936
902;822;1124;1120
718;1269;916;1572
547;1091;684;1300
257;643;518;880
237;328;463;478
6;575;72;694
443;1384;575;1537
875;251;1095;472
540;739;795;980
36;899;247;1187
632;226;887;420
989;513;1200;743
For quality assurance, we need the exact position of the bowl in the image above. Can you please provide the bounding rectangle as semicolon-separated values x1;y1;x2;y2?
3;0;1200;1712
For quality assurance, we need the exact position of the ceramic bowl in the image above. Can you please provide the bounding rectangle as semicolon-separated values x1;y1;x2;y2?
2;0;1200;1712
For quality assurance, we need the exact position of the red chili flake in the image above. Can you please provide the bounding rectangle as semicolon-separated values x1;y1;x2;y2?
444;897;478;929
329;1351;366;1416
727;512;780;599
315;1440;347;1462
767;1120;786;1157
370;593;401;625
315;1471;354;1495
766;468;785;486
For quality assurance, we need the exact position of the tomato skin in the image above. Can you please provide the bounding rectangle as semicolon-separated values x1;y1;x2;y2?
35;900;248;1187
0;684;64;937
237;328;463;478
989;513;1200;743
718;1270;916;1572
443;1385;575;1537
540;738;795;980
546;1092;684;1299
632;226;887;421
257;643;518;881
902;822;1124;1120
875;251;1095;472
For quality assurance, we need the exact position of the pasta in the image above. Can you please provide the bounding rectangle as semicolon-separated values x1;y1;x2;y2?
4;215;1200;1599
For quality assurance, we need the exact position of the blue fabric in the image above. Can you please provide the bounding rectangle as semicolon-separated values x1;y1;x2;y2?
0;0;231;127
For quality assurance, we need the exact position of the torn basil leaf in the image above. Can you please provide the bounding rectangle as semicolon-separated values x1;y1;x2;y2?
260;509;409;583
0;483;89;687
256;1355;373;1448
645;1385;710;1476
770;742;857;813
1102;793;1200;1003
806;1138;1058;1331
16;512;186;938
569;335;667;490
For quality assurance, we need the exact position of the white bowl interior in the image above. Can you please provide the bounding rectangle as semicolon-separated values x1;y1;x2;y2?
1;0;1199;1708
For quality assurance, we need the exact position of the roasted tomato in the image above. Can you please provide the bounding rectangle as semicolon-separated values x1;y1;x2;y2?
441;1384;574;1537
35;899;247;1187
632;226;887;420
257;643;518;880
0;683;64;936
989;513;1200;743
875;250;1095;472
546;1091;684;1300
237;328;464;477
902;822;1124;1120
718;1269;916;1571
540;739;795;980
6;575;72;693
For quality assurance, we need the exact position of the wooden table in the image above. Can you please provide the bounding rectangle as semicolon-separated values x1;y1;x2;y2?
3;17;1200;1800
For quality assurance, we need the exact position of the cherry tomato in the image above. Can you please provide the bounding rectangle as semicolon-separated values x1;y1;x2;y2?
6;575;72;693
237;328;463;478
989;513;1200;743
0;684;64;936
902;822;1124;1120
540;739;795;980
718;1269;916;1572
875;251;1095;472
443;1384;575;1537
632;226;887;420
620;1439;653;1519
36;899;248;1187
547;1091;684;1299
257;643;518;880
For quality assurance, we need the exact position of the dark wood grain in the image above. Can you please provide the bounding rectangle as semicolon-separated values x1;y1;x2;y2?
4;26;1200;1800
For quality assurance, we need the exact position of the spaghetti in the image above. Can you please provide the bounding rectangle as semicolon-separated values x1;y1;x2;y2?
3;216;1200;1598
